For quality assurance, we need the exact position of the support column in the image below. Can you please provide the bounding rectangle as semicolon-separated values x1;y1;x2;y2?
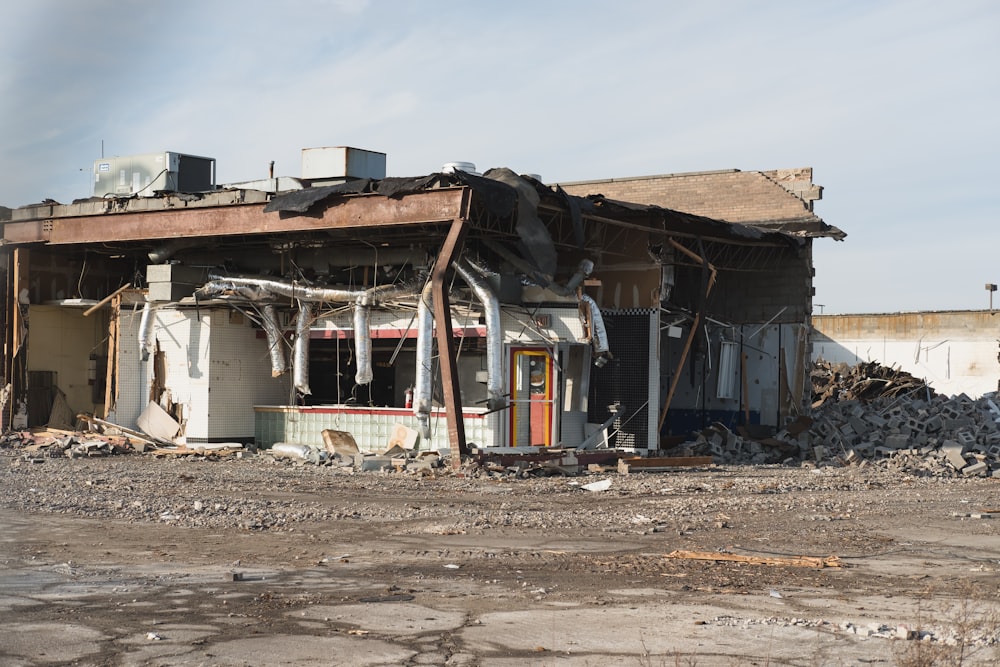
433;217;469;467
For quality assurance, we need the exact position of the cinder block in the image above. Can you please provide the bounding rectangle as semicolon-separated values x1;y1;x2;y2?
942;441;968;471
884;434;909;449
963;461;988;476
957;430;977;446
923;415;943;434
865;414;888;428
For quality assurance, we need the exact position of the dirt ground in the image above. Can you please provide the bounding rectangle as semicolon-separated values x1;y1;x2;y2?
1;450;999;666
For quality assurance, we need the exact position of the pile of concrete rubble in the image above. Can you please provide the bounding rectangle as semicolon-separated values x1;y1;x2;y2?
684;360;1000;477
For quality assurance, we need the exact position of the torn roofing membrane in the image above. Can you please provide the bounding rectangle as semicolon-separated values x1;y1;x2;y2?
264;168;842;250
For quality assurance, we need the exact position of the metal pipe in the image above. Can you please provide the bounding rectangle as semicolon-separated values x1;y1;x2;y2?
353;300;373;385
547;259;595;296
293;302;313;395
353;275;426;386
578;294;611;366
413;280;434;439
454;259;505;411
260;304;288;377
208;272;365;303
138;302;158;362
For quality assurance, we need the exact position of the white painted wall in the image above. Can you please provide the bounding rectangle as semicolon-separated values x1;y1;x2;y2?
812;311;1000;398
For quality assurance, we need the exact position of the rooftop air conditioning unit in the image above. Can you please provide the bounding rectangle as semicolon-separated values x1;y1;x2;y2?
93;151;216;198
301;146;386;185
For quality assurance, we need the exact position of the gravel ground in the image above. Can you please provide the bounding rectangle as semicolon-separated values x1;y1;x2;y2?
2;444;1000;665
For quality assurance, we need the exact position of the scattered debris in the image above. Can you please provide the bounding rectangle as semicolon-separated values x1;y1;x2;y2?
580;479;612;492
664;550;843;569
618;456;713;474
270;442;328;465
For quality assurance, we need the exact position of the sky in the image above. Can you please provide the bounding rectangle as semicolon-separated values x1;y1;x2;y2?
1;0;997;315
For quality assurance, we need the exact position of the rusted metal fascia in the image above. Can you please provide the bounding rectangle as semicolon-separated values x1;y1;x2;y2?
433;192;472;467
3;189;468;246
657;240;717;437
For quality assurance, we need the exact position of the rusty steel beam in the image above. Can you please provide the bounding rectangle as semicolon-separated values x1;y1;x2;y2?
2;189;468;246
433;217;469;467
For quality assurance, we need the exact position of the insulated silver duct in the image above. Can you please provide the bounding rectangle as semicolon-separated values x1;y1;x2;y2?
293;302;313;395
260;304;288;377
547;259;595;296
353;276;426;386
207;272;365;303
578;294;611;367
413;281;434;440
138;302;158;362
353;301;373;386
454;259;505;411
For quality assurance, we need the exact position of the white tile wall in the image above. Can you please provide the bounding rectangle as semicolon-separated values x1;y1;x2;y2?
117;306;289;441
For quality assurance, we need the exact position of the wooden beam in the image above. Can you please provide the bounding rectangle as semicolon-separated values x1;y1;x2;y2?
3;188;468;245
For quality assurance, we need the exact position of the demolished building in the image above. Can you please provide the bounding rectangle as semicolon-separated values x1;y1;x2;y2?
0;149;844;456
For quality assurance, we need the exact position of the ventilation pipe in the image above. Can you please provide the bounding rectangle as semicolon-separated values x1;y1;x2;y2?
293;302;313;395
201;271;426;390
578;294;611;367
353;276;426;386
413;281;434;439
206;272;365;303
547;259;595;297
454;259;505;411
138;302;158;362
353;300;373;386
260;304;288;377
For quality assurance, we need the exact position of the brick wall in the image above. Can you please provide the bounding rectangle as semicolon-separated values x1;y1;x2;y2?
559;168;821;226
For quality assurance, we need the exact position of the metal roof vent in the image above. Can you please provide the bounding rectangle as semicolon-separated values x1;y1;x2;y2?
441;161;479;176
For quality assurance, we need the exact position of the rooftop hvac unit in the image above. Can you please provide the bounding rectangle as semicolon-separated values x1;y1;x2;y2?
93;152;216;197
301;146;386;184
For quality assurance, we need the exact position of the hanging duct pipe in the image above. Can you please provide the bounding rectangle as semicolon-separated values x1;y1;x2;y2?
454;259;506;411
578;294;611;367
353;275;426;386
547;259;595;297
260;304;288;377
413;280;434;439
353;300;373;386
138;302;158;362
293;302;313;395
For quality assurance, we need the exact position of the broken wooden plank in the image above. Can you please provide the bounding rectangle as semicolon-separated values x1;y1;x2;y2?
618;456;713;474
664;549;842;569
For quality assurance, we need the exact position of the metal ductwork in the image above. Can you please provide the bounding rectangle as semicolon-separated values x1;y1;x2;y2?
260;304;288;377
454;259;505;411
578;294;611;367
206;272;365;303
353;276;426;386
293;302;313;395
353;301;373;386
138;302;158;362
413;281;434;440
547;259;595;297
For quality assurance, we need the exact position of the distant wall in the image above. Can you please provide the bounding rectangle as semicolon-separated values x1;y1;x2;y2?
812;311;1000;398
